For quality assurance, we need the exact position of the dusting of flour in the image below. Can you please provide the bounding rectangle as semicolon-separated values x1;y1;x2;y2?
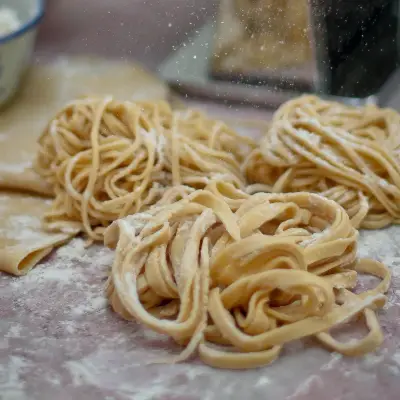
1;225;400;399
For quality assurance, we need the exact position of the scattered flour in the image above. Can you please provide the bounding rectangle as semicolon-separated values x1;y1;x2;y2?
320;353;342;371
362;353;385;369
1;215;42;241
0;356;32;399
287;375;324;399
71;296;108;317
300;229;329;247
255;376;271;387
296;128;321;146
0;160;32;174
388;365;400;375
5;324;22;338
1;200;400;399
391;352;400;366
7;237;114;308
56;237;87;259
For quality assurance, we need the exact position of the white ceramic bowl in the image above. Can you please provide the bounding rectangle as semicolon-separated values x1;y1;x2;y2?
0;0;44;107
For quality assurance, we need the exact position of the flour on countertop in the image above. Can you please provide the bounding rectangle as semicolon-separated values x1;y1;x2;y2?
287;375;324;399
255;376;271;387
0;355;32;399
1;225;400;399
7;238;114;308
320;353;342;371
0;160;32;174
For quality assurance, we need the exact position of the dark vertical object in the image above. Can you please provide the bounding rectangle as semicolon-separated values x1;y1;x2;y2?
310;0;399;97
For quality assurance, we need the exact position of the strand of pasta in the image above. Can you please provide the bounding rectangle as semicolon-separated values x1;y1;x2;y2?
274;95;400;159
34;97;255;240
244;96;400;229
104;186;390;369
273;95;400;141
29;95;393;370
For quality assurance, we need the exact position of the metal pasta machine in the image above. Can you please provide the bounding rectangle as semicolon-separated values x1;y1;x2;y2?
159;0;400;107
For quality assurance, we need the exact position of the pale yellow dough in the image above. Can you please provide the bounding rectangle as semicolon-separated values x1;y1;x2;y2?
244;95;400;229
0;192;76;275
0;56;168;275
34;97;254;241
0;81;392;371
104;185;390;369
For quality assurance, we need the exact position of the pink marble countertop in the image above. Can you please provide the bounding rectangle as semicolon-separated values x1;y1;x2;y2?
1;2;400;399
2;230;400;400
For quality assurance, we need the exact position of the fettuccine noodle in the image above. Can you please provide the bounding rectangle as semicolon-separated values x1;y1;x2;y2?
35;97;255;240
30;95;392;369
244;95;400;228
104;186;390;369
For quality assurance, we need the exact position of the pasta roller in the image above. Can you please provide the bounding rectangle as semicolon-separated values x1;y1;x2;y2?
159;0;400;108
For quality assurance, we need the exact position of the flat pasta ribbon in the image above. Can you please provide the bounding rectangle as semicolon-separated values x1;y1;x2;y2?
104;187;390;369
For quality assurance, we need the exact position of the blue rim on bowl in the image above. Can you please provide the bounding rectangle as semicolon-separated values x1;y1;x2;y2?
0;0;45;45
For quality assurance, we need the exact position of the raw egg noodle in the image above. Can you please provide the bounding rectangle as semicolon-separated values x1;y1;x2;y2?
104;187;390;369
244;95;400;229
30;95;395;369
35;97;254;240
274;95;400;152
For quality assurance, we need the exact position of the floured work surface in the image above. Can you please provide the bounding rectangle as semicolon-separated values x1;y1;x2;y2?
1;119;400;399
0;56;168;276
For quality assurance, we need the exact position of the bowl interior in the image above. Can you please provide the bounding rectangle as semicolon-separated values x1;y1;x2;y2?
0;0;43;26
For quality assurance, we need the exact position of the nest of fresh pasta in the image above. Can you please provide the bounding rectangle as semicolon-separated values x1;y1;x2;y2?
35;98;254;240
104;186;389;369
244;95;400;229
31;94;398;369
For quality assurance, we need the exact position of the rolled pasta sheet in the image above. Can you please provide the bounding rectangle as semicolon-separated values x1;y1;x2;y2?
35;98;255;241
104;187;390;369
0;192;77;275
244;95;400;229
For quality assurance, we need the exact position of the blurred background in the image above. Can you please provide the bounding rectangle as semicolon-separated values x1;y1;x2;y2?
34;0;400;108
36;0;216;70
0;0;389;111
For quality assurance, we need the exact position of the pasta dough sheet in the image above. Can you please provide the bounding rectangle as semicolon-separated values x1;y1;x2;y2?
0;56;168;274
0;192;75;275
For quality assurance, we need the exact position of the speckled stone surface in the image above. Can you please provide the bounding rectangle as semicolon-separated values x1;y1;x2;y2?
1;227;400;400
